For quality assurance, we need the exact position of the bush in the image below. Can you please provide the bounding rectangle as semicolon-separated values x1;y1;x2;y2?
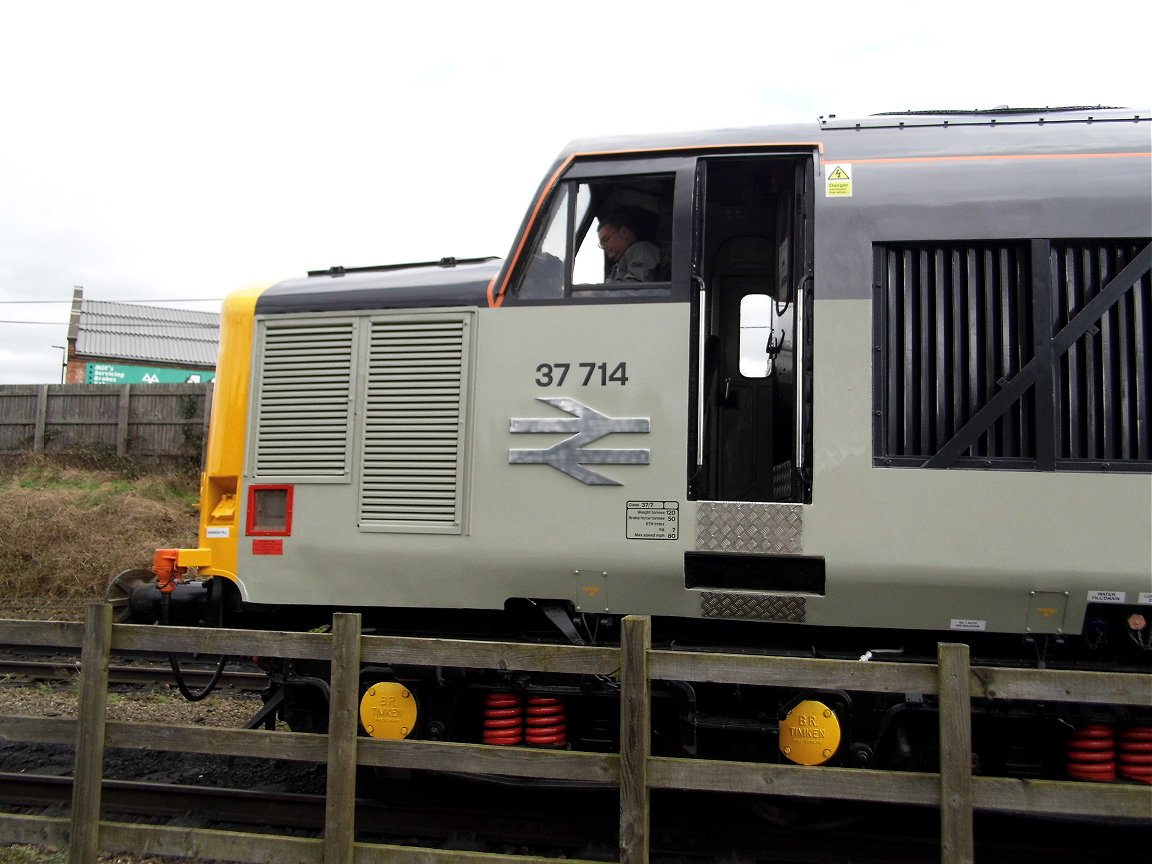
0;455;200;600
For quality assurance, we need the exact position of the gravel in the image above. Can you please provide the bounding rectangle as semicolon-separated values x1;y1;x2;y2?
0;664;326;788
0;597;268;733
0;680;262;729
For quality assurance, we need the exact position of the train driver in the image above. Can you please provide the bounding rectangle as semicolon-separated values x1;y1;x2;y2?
597;207;661;282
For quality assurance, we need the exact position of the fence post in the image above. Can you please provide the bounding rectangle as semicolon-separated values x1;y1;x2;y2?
324;612;362;864
116;385;131;457
938;642;974;864
620;615;651;864
69;602;113;864
32;385;48;453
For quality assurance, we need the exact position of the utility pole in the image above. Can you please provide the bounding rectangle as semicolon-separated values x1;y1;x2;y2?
51;344;67;384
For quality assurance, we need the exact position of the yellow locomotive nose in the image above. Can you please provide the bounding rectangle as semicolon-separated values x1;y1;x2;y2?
779;699;842;766
359;682;419;739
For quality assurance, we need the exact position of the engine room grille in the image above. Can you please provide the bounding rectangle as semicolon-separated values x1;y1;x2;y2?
1052;242;1150;463
253;321;355;478
874;239;1151;471
359;315;471;532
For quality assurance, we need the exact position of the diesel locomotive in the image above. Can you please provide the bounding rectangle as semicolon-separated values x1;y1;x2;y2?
111;106;1152;782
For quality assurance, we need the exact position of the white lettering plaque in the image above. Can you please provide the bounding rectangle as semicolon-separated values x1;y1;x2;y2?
950;619;986;632
626;501;679;540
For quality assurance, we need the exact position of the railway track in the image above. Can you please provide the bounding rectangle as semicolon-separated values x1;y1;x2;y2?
0;770;619;860
2;768;1147;863
0;657;268;691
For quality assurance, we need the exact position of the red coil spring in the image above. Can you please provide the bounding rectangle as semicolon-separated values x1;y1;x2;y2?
525;695;568;747
482;692;524;746
1118;726;1152;784
1066;723;1116;782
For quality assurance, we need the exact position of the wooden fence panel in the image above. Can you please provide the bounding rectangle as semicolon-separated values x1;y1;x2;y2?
0;383;211;458
0;619;85;648
0;388;40;451
357;737;619;783
650;648;939;693
45;387;121;453
124;383;211;455
0;606;1149;864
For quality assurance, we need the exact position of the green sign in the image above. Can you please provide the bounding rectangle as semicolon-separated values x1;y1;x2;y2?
85;363;215;385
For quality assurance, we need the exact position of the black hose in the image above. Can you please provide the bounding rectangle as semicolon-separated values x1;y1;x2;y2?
158;587;230;701
169;652;230;702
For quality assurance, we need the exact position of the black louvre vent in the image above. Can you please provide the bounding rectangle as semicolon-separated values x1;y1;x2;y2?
1052;242;1150;463
874;239;1150;471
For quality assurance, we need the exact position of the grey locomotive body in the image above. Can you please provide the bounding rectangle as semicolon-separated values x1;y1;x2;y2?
119;107;1151;778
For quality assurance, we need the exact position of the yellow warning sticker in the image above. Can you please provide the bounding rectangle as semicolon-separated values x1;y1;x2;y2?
826;163;852;197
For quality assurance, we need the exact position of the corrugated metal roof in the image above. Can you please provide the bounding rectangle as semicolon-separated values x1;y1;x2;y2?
74;300;220;366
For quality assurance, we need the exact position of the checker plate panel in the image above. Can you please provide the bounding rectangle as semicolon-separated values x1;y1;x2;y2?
700;592;807;623
696;503;803;555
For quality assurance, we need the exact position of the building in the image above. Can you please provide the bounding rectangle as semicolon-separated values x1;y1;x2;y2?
63;287;220;385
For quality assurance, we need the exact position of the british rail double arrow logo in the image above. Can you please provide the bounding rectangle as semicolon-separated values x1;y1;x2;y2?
508;397;650;486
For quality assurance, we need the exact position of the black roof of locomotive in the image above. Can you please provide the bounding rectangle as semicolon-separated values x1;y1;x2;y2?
255;256;502;315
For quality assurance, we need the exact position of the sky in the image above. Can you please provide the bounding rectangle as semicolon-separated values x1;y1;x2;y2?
1;0;1148;384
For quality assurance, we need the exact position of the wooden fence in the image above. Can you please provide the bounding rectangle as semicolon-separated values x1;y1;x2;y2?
0;384;211;458
1;604;1149;864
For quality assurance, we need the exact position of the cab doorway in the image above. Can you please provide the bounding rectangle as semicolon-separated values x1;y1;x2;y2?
690;155;813;504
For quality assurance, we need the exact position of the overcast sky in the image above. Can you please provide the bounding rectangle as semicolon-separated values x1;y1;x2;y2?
1;1;1148;384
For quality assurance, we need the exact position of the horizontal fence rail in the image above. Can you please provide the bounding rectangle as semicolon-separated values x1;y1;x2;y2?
0;384;211;458
0;605;1149;864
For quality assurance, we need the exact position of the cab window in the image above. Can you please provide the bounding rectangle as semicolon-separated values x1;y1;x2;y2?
514;173;674;300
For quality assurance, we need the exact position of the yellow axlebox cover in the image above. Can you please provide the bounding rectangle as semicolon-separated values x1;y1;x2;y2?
779;699;842;766
359;682;418;740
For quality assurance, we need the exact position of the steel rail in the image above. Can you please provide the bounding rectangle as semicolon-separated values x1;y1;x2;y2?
0;771;610;856
0;658;268;690
3;770;1146;863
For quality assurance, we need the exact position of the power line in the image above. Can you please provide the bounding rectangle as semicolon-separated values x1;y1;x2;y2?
0;320;220;328
0;298;224;304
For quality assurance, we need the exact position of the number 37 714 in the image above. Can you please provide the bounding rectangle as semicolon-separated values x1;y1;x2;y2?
535;362;628;387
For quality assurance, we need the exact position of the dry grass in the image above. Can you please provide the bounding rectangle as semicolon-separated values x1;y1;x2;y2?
0;455;252;864
0;847;67;864
0;455;200;601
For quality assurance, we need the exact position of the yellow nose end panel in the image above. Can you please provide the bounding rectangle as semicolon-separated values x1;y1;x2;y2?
359;682;418;740
779;699;841;766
